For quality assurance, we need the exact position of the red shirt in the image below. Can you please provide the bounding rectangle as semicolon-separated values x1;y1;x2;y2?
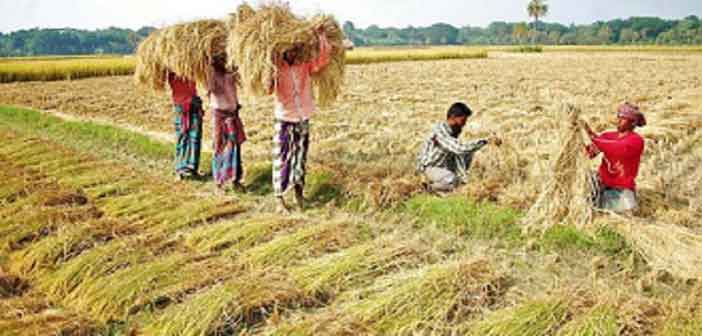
168;73;198;113
592;131;645;190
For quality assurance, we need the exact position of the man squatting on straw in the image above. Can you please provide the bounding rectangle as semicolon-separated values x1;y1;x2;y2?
582;102;646;213
416;102;502;193
269;26;331;212
169;72;204;180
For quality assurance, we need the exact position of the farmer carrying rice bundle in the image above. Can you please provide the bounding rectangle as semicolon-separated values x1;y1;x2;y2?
134;19;229;180
227;3;346;212
169;73;205;179
583;102;646;213
206;55;246;191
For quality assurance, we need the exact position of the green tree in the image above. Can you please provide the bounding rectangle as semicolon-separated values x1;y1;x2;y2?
548;30;561;44
425;23;459;44
597;25;612;44
559;32;577;44
619;28;637;43
512;22;529;43
527;0;549;28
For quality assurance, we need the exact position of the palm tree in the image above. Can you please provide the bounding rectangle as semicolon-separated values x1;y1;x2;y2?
527;0;549;27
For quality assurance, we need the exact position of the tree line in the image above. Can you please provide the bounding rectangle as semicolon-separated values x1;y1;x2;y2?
343;15;702;46
0;27;156;57
1;15;701;57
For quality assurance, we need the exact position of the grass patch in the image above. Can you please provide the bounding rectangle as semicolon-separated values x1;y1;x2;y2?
244;162;274;195
540;225;630;256
0;105;178;166
305;171;345;206
405;194;521;241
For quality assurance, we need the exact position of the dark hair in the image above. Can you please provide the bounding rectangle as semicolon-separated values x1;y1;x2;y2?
447;102;472;119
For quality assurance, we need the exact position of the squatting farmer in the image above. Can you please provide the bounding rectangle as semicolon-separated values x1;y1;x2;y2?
269;26;331;212
169;72;204;180
583;102;646;213
416;102;501;193
206;55;246;191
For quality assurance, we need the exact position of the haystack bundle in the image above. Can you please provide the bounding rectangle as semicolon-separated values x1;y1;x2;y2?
522;103;597;231
605;215;702;280
134;19;228;90
227;3;346;107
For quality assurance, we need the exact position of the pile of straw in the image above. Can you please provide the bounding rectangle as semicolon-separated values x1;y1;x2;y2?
522;103;597;231
227;3;346;107
134;19;228;90
338;259;506;334
603;215;702;280
468;298;571;336
144;270;306;336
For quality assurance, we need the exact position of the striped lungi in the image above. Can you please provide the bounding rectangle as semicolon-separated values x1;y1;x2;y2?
174;97;203;175
272;120;310;197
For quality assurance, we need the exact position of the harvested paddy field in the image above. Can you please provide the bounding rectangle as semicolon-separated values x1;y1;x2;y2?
1;51;701;335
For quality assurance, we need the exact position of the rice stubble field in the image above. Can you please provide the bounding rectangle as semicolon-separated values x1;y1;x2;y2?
1;49;702;335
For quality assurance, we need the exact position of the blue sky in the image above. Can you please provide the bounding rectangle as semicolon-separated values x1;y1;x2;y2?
1;0;701;33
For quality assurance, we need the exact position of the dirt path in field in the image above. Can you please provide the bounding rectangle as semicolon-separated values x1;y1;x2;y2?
40;108;215;153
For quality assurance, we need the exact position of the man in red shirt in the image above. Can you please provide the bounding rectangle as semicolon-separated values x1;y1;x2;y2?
584;102;646;213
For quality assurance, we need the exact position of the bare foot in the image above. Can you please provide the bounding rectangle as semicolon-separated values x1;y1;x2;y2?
294;186;305;211
232;182;247;193
276;196;292;214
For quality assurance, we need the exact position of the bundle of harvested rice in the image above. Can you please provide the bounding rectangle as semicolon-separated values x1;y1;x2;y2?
602;215;702;279
144;270;306;336
465;138;529;206
0;296;97;336
468;298;571;336
227;3;345;107
523;103;597;232
184;215;302;254
238;219;367;268
288;236;432;298
135;19;228;90
661;284;702;335
556;304;619;336
338;259;506;335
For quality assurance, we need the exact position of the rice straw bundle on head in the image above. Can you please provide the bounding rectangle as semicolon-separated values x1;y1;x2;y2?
134;33;168;91
522;103;598;232
227;2;346;108
134;19;228;90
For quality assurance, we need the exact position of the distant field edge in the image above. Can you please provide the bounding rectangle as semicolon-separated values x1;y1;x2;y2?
0;49;489;83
